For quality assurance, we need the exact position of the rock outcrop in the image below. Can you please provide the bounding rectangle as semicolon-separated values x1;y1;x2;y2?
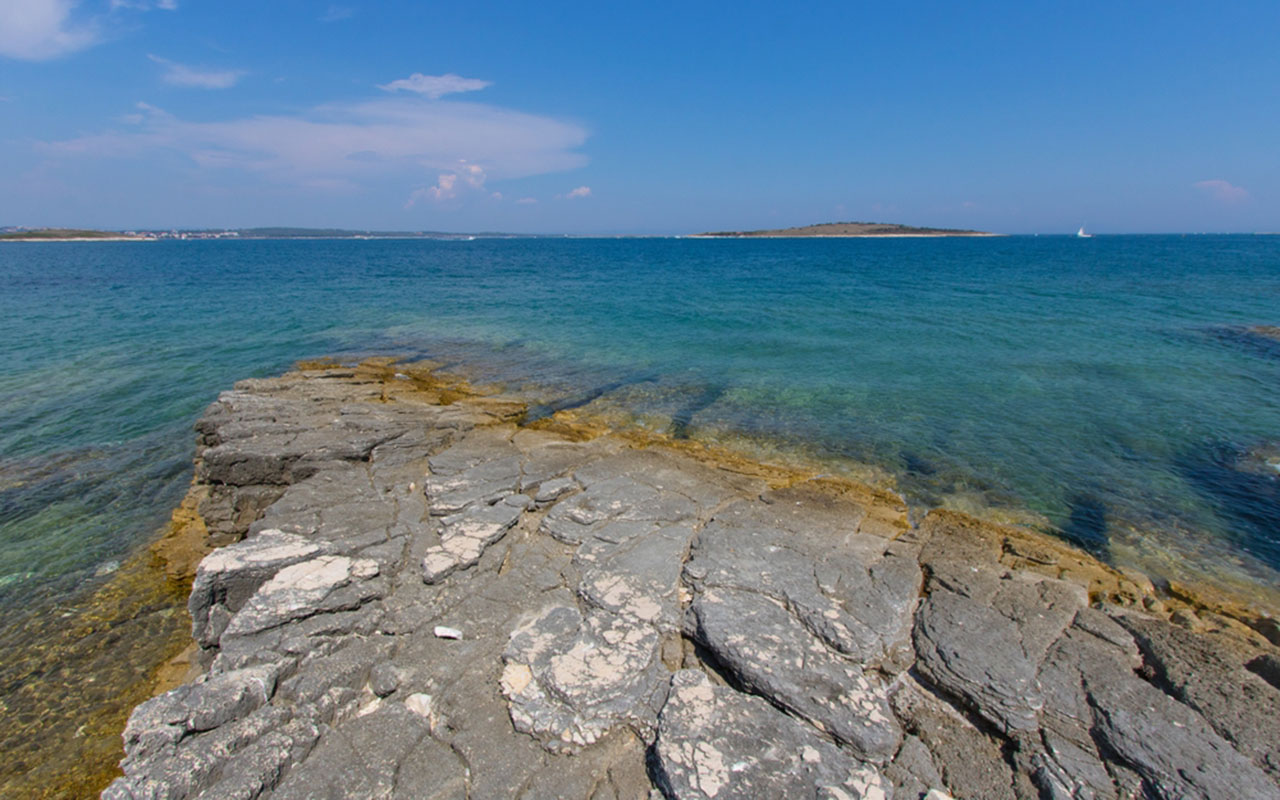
106;364;1280;799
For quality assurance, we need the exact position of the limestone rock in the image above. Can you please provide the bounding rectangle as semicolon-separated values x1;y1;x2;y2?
683;498;921;670
421;494;528;583
913;575;1084;735
686;587;901;761
188;529;331;648
107;367;1280;800
502;604;669;750
221;555;381;640
651;670;889;800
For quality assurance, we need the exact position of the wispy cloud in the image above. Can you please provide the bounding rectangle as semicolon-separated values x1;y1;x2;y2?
320;4;353;22
41;96;589;202
1193;179;1249;204
0;0;97;60
516;197;537;205
149;54;245;89
110;0;177;9
377;73;492;99
559;185;591;199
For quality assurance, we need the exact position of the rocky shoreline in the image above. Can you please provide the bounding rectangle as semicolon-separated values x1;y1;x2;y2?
104;361;1280;799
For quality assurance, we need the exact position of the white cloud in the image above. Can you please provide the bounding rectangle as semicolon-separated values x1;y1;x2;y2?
149;54;245;89
516;197;537;205
561;185;591;199
320;4;353;22
42;96;589;200
406;164;488;206
1193;179;1249;204
378;73;491;99
0;0;97;60
490;191;502;200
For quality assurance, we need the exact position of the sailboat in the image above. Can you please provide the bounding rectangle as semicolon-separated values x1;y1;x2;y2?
1076;225;1092;238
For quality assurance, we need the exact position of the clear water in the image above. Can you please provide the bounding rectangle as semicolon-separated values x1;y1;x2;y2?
2;236;1279;608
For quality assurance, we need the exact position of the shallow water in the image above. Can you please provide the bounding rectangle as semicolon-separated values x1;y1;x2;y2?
1;235;1278;606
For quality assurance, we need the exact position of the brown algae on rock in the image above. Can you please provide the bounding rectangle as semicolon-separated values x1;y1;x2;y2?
0;485;207;799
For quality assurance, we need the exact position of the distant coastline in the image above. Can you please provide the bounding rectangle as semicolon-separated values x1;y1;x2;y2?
0;228;152;242
692;221;998;238
0;226;554;242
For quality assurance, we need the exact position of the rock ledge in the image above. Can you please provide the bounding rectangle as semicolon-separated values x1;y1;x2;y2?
106;363;1280;800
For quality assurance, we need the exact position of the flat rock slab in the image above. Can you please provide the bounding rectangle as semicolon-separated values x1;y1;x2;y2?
686;587;901;761
683;498;921;671
105;367;1280;800
652;670;890;800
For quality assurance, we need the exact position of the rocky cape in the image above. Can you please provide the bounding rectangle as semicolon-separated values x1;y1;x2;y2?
106;361;1280;799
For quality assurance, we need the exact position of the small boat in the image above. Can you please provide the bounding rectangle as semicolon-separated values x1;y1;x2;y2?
1077;225;1092;238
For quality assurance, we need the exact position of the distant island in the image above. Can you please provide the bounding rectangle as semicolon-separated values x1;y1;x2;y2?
694;221;996;237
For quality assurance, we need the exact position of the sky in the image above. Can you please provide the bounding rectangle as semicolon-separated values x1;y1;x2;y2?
1;1;1277;234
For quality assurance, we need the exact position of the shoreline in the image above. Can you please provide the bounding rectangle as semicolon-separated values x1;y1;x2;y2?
98;358;1280;798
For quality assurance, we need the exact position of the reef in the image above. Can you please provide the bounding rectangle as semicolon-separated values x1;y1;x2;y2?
104;361;1280;799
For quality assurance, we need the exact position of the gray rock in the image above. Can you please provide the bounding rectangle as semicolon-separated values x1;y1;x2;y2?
651;670;890;799
119;663;283;764
1085;666;1279;799
1036;613;1279;800
684;499;921;671
110;368;1280;800
913;574;1084;735
1115;611;1280;778
686;587;901;761
890;677;1017;800
576;522;694;633
501;604;669;750
271;704;437;800
425;429;522;514
422;494;527;583
189;529;332;648
369;662;402;697
221;555;382;640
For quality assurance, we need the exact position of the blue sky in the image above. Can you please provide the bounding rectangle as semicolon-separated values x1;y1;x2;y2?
1;1;1277;234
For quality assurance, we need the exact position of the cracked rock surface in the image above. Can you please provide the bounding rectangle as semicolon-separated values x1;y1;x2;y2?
107;366;1280;800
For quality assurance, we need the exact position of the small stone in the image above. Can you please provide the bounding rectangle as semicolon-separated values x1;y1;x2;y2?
369;663;401;697
404;693;434;719
434;625;463;640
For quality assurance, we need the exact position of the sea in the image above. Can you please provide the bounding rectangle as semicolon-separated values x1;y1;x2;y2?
3;235;1280;603
2;234;1278;792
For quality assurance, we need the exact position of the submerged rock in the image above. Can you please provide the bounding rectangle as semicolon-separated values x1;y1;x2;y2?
104;365;1280;800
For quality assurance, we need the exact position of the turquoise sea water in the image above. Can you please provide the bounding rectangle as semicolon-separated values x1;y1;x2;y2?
1;236;1279;608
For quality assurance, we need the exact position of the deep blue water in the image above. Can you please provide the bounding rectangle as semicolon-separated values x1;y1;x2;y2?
2;235;1278;606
